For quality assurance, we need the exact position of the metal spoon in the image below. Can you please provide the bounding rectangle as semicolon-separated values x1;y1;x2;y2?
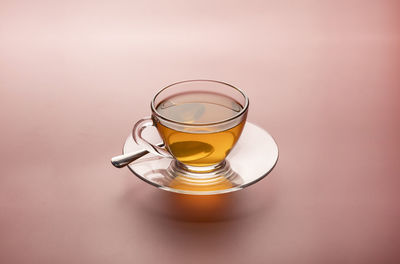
111;143;164;168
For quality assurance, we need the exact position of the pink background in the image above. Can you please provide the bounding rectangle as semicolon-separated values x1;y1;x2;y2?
1;0;399;263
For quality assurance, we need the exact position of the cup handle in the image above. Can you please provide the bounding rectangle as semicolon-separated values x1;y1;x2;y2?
132;117;172;158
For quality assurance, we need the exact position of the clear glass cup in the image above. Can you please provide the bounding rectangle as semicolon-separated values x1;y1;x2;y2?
133;80;249;175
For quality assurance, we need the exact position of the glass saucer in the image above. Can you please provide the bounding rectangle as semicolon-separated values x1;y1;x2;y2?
123;122;279;195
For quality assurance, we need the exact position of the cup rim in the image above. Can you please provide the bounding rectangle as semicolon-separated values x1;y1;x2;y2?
151;79;249;126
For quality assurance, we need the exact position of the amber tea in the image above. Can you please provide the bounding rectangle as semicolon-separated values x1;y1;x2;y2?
155;92;245;167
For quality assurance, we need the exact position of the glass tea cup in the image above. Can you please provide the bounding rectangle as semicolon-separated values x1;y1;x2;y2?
133;80;249;174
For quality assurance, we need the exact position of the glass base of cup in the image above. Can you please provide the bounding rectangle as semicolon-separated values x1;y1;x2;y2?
173;160;227;174
162;160;241;192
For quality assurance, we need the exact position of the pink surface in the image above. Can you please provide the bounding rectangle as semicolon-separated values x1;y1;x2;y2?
1;1;399;263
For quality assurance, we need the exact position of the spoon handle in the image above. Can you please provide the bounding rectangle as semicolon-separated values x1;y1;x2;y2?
111;143;164;168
